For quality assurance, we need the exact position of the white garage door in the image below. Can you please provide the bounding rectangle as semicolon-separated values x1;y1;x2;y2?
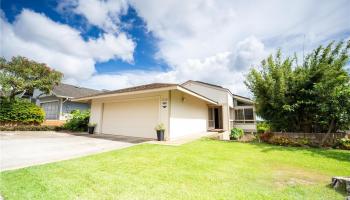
101;98;159;139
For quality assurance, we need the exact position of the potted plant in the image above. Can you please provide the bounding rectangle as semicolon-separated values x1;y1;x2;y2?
88;123;97;134
155;123;165;141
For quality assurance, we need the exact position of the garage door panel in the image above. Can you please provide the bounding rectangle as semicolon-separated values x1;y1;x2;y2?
102;98;159;139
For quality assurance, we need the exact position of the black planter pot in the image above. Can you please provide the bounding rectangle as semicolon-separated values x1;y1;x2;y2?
88;126;95;134
156;130;165;141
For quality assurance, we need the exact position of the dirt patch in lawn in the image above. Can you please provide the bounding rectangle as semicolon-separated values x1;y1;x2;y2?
272;166;329;188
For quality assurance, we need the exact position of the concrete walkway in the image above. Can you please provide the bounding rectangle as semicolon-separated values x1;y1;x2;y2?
0;131;149;171
148;132;222;146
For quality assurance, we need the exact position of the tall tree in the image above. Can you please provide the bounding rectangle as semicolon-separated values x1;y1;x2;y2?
245;40;350;137
0;56;63;100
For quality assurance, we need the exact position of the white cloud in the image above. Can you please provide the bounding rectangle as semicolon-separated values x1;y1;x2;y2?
3;1;350;97
87;33;135;62
1;9;135;80
124;0;349;96
59;0;349;97
58;0;128;33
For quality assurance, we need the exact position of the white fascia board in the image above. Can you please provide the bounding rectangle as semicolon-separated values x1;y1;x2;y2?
72;86;178;102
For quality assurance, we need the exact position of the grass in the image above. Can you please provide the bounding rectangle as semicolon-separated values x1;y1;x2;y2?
1;139;349;200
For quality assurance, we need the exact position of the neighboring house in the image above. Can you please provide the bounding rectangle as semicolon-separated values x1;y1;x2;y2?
33;83;101;120
74;81;256;140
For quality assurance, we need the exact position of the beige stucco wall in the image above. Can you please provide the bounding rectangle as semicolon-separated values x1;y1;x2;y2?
90;101;103;133
89;91;170;139
182;82;228;104
169;90;208;139
182;82;231;139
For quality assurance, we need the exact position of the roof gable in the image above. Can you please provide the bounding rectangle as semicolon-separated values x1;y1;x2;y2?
182;80;253;104
182;80;229;93
73;83;218;105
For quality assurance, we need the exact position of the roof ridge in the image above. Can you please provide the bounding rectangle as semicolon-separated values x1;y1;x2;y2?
58;83;100;92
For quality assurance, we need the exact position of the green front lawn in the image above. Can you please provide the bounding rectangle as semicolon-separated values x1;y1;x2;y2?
1;139;349;200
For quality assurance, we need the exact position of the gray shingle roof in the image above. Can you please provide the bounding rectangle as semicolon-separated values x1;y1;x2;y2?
52;83;101;98
77;83;177;99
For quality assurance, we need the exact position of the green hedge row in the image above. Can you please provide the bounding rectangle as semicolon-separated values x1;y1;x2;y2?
0;99;45;125
0;125;61;131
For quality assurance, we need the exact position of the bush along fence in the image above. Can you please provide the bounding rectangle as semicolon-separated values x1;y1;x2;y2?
259;132;349;149
0;125;62;131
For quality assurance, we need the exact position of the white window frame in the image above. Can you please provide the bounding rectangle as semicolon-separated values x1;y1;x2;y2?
233;106;256;124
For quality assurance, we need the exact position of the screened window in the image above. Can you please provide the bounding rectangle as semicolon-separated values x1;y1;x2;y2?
244;108;254;120
234;108;254;124
235;109;244;120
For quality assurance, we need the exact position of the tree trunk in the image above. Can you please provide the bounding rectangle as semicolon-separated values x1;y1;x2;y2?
9;90;23;100
320;119;335;146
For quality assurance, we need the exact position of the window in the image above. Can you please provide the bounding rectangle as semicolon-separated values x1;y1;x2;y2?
244;108;254;120
234;107;254;124
208;108;214;128
235;109;244;120
229;108;234;129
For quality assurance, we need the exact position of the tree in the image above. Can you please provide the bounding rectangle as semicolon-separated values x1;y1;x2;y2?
0;56;63;100
245;40;350;138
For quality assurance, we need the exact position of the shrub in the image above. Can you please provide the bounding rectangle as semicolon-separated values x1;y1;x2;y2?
62;110;90;132
0;99;44;125
259;132;273;142
230;128;244;140
337;137;350;150
0;125;60;131
257;122;270;134
269;136;296;146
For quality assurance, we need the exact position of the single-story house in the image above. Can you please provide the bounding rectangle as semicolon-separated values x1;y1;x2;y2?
33;83;101;120
74;80;256;140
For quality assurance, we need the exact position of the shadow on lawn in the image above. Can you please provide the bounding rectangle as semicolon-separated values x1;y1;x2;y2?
248;142;350;162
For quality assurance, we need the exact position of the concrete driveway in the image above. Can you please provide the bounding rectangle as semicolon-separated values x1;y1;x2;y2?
0;131;149;171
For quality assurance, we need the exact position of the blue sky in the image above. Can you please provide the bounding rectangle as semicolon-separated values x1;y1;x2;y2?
1;0;349;96
1;0;167;73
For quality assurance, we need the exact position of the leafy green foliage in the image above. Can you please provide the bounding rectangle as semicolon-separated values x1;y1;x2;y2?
0;125;60;131
257;122;270;134
154;123;165;131
0;56;63;99
230;127;244;140
245;40;350;133
0;99;44;125
337;137;350;150
63;110;90;131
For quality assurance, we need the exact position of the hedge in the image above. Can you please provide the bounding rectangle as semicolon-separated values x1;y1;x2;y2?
0;125;61;131
0;99;45;125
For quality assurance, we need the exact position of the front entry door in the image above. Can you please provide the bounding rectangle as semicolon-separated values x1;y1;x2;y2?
214;108;219;128
208;107;222;130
